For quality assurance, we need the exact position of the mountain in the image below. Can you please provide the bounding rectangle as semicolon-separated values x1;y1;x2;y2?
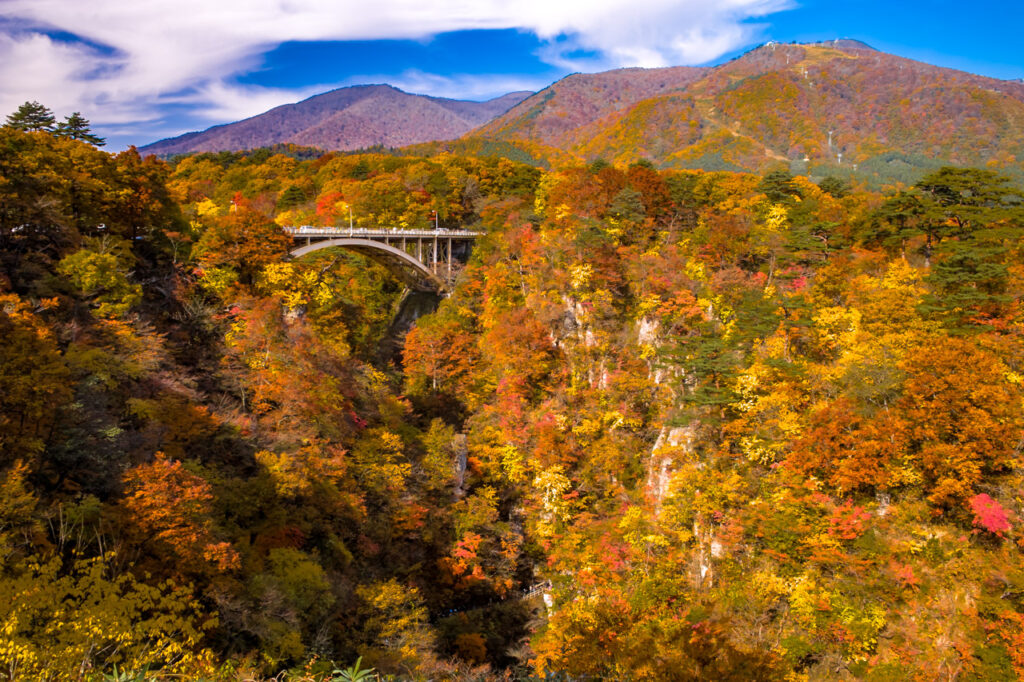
142;42;1024;183
473;66;709;151
139;85;532;155
471;41;1024;180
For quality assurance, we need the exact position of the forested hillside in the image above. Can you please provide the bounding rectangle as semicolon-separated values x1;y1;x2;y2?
138;41;1024;188
470;41;1024;183
3;127;1024;680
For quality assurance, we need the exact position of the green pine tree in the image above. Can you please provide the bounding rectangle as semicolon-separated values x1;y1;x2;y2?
276;184;307;210
757;169;802;203
5;101;56;132
817;175;851;198
55;112;105;146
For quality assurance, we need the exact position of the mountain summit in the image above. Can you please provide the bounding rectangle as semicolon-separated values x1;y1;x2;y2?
802;38;876;51
139;85;532;155
469;41;1024;178
141;41;1024;182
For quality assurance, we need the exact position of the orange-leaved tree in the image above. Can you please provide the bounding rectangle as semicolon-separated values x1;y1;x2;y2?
195;202;291;286
121;453;239;576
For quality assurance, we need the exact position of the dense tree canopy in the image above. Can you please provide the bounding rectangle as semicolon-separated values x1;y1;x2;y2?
1;123;1023;680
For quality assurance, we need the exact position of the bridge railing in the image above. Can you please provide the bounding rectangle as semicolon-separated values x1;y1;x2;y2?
284;225;480;238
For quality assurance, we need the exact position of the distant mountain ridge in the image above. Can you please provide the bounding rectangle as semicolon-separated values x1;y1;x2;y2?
139;85;531;155
141;40;1024;183
470;41;1024;180
474;66;710;151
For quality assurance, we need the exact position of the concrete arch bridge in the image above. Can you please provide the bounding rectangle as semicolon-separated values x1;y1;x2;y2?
286;226;481;292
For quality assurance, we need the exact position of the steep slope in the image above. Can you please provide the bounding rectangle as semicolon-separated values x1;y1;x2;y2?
139;85;532;155
474;42;1024;178
473;66;709;150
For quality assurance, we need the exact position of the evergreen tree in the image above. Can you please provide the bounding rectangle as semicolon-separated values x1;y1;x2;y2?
862;191;926;255
912;168;1024;329
920;236;1010;330
350;158;371;180
277;184;307;210
817;175;850;198
757;169;802;203
5;101;56;132
55;112;105;146
915;166;1021;238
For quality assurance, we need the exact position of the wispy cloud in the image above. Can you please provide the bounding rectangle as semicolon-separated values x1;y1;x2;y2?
348;70;552;101
0;0;792;143
164;81;331;123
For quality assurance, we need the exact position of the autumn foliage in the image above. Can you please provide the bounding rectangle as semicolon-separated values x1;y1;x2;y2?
2;125;1024;680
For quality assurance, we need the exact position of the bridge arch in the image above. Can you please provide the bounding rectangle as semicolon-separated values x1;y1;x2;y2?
289;238;446;292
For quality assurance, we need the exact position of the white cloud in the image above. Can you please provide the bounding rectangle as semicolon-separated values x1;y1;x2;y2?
353;70;552;101
0;0;791;140
167;81;330;123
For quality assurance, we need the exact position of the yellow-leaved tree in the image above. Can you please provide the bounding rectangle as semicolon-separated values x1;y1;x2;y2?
0;552;216;680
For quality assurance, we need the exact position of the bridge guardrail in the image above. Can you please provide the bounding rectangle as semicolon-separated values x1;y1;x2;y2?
284;225;480;238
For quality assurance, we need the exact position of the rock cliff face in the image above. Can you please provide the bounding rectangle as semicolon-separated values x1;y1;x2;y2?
646;425;698;508
139;86;531;155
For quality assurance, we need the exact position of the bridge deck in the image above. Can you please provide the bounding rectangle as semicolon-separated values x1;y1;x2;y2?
285;226;480;239
284;226;480;293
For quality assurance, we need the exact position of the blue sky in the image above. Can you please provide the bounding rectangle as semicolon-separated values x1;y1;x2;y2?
1;0;1022;151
